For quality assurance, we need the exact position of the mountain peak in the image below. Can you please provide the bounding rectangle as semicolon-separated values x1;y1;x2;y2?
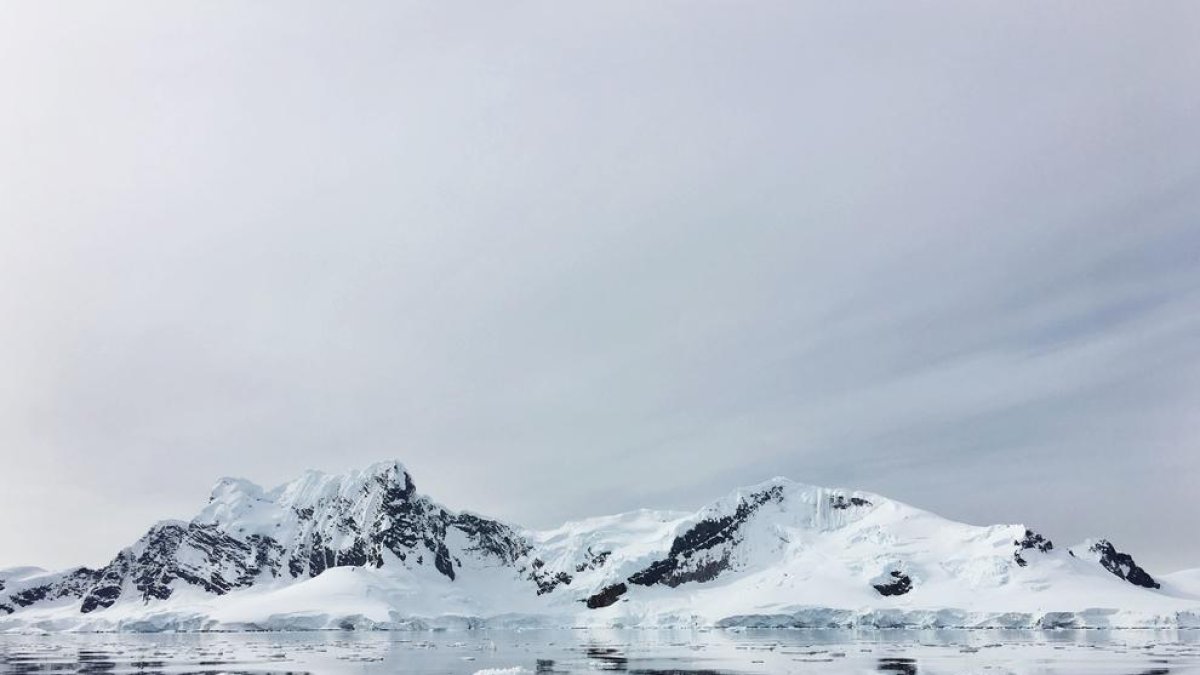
207;476;265;502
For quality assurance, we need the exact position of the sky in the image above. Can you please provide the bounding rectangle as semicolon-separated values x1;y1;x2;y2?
1;2;1199;573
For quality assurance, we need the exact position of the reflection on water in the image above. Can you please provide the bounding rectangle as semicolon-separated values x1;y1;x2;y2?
2;629;1199;674
878;656;918;674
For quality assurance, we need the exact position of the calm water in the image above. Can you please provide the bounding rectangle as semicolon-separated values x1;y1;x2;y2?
2;629;1199;674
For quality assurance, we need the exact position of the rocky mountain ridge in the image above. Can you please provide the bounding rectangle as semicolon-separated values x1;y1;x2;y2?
2;461;1195;632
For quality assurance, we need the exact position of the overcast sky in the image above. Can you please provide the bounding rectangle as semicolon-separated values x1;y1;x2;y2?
2;2;1198;573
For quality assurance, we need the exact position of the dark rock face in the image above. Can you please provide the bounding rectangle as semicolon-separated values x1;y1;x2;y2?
1013;528;1053;567
528;558;574;595
829;495;871;510
873;571;913;597
585;582;627;609
11;568;100;609
454;513;532;565
1018;529;1053;552
80;523;274;613
628;485;784;588
1089;540;1160;589
274;469;532;588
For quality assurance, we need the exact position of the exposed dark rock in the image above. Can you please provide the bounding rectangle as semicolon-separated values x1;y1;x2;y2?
333;538;371;568
531;570;573;596
80;585;121;614
1089;540;1159;589
10;585;47;607
275;467;531;585
527;558;574;595
453;513;532;564
1017;529;1053;552
628;485;784;588
830;495;872;510
873;571;912;596
1014;529;1053;567
80;523;265;613
246;535;287;577
586;582;628;609
13;568;99;609
628;558;675;587
433;543;455;580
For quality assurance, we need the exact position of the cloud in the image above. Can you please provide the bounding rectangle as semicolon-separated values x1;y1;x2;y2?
0;1;1198;571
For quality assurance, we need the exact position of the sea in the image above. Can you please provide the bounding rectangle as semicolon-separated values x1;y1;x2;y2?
2;628;1198;674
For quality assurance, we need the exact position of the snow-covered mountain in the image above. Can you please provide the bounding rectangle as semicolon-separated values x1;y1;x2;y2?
2;460;1197;632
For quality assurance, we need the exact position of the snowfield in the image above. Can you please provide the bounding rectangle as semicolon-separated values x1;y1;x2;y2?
1;461;1197;632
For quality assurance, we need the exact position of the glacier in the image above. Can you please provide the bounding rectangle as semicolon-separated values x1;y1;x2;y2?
2;460;1198;632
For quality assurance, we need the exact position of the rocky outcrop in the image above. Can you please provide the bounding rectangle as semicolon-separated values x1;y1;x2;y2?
585;582;627;609
1089;540;1159;589
78;523;285;613
873;571;913;596
628;485;784;588
9;568;100;610
527;558;573;595
830;494;871;510
1014;528;1053;567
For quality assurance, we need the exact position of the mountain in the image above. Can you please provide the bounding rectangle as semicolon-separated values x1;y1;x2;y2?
2;461;1197;632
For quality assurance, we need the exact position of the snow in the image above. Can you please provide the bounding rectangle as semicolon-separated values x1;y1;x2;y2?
1164;568;1200;599
3;464;1198;632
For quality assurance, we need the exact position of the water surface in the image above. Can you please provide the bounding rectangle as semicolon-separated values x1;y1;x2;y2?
3;628;1199;674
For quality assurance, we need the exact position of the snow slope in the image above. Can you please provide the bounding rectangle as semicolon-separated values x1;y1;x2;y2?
2;462;1197;632
1164;568;1200;600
